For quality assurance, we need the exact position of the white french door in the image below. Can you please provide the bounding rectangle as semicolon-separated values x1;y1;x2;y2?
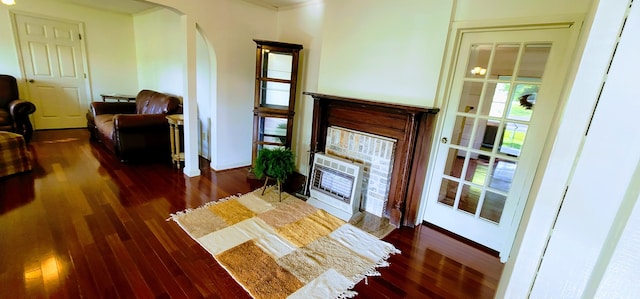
14;13;90;129
424;27;572;260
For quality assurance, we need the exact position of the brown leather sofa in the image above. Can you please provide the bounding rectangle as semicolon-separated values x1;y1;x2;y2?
87;89;181;162
0;75;36;143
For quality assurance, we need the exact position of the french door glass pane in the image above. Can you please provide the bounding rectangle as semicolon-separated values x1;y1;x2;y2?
452;115;475;147
499;122;528;157
459;184;481;214
438;178;458;207
481;121;501;150
507;84;539;121
517;44;551;79
480;191;507;223
489;44;520;79
465;155;489;186
481;82;510;117
488;159;517;193
465;44;491;78
458;81;483;113
444;148;464;179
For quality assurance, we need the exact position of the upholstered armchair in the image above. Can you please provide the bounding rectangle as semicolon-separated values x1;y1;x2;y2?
0;75;36;143
87;89;181;162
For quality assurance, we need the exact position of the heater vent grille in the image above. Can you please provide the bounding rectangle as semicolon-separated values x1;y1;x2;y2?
309;153;363;219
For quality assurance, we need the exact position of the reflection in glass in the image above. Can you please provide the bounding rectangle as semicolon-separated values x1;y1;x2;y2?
458;81;483;113
263;52;293;80
465;44;491;78
500;123;528;157
480;191;506;223
481;82;510;117
488;159;516;193
444;148;464;179
479;120;501;150
260;81;291;107
489;44;519;79
452;115;475;148
465;155;489;186
259;117;287;145
459;184;481;214
517;44;551;79
438;179;458;207
507;84;538;121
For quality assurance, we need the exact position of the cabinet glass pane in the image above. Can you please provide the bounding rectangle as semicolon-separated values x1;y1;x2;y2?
262;52;293;80
259;117;287;145
260;81;291;107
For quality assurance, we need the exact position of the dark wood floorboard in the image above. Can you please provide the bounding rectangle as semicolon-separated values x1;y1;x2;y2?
0;129;503;298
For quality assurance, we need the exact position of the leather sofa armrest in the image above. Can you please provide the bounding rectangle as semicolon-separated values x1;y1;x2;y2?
113;114;168;130
8;99;36;119
90;102;136;116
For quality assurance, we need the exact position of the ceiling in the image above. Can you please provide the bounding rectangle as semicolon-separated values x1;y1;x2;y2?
54;0;314;15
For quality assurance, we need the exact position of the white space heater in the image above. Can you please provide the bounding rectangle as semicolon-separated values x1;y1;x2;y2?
307;153;364;221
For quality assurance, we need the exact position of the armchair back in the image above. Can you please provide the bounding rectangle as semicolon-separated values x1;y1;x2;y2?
0;75;20;108
0;74;36;143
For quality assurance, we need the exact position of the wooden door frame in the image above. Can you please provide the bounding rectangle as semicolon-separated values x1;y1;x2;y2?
418;15;584;261
10;11;93;129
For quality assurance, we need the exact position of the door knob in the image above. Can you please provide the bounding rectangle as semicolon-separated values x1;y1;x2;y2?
28;79;34;83
441;137;448;144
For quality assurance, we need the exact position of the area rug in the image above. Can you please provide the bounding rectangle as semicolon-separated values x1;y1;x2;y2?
169;187;400;299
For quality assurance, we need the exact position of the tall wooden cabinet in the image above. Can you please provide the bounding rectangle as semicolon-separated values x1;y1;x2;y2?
251;40;303;163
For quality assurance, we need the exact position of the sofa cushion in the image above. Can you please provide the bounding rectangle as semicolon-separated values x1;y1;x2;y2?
94;114;115;142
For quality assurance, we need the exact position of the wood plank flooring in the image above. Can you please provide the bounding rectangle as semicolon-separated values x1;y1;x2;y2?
0;129;503;298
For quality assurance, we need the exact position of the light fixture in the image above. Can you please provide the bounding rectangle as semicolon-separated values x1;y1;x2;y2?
470;66;487;76
1;0;16;5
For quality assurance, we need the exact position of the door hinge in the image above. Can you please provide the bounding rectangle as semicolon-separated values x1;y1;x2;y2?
79;33;82;40
84;73;87;79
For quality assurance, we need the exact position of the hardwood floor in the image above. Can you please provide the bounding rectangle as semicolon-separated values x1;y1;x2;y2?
0;129;503;298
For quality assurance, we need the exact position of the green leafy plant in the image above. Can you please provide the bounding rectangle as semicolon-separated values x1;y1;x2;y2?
254;147;296;200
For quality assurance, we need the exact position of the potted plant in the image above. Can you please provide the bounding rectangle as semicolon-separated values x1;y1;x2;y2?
253;147;296;201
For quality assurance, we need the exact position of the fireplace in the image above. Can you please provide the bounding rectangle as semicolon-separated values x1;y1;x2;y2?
304;92;439;227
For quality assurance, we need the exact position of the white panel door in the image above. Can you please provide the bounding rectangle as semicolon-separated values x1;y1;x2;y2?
424;27;572;260
14;14;89;129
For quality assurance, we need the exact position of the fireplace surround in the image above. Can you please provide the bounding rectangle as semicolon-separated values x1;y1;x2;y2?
304;92;439;227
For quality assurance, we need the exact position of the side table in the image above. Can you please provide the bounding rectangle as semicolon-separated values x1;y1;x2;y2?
100;94;136;102
166;114;184;169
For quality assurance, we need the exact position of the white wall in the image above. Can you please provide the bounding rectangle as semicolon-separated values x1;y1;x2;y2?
196;27;214;159
497;0;634;297
277;2;325;174
317;0;453;107
0;0;139;105
454;0;594;21
147;0;277;170
134;8;184;96
531;1;639;296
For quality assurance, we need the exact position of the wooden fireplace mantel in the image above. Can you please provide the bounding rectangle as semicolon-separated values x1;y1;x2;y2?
304;92;439;227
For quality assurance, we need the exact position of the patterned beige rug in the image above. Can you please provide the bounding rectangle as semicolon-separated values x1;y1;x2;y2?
169;187;400;299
